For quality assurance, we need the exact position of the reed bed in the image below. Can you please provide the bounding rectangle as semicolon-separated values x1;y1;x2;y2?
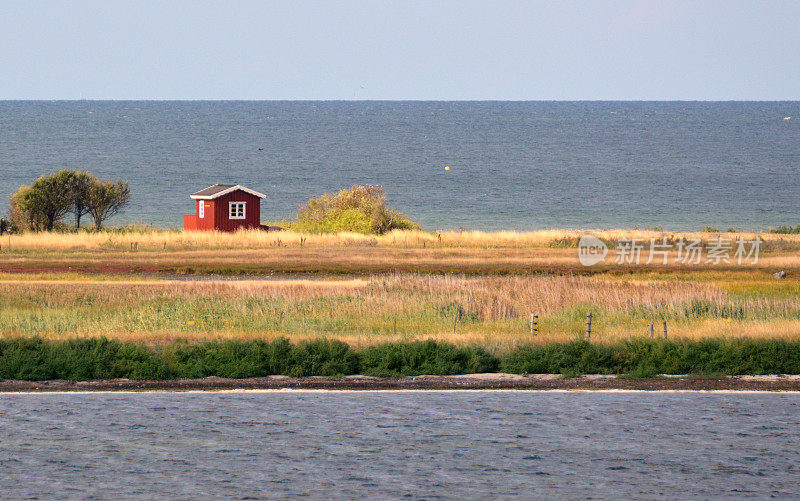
1;275;798;348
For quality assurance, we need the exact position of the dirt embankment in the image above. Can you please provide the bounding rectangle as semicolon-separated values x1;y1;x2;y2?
4;374;800;392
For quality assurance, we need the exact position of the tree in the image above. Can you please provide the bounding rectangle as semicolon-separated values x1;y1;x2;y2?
8;170;131;232
87;181;130;230
23;170;76;231
71;171;96;229
8;186;47;231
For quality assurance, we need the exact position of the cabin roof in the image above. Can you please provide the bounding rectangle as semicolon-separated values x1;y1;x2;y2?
190;184;267;200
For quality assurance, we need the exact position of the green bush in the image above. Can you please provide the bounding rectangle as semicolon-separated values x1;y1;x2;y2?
620;363;660;379
0;337;169;381
291;185;420;234
770;225;800;234
0;338;54;381
500;341;618;374
161;338;293;379
500;339;800;376
360;340;498;376
287;339;359;377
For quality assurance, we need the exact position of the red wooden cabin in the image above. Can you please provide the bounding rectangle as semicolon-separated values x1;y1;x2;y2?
184;184;267;232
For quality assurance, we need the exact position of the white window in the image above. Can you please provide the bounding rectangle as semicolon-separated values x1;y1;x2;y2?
229;202;246;220
198;201;205;219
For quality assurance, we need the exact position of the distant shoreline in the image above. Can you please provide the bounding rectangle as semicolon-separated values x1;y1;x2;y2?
4;374;800;393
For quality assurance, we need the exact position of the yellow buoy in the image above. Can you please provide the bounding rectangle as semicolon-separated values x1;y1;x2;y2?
444;166;450;171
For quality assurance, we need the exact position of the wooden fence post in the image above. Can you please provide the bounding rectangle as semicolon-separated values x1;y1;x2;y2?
663;321;668;340
649;324;654;339
586;312;592;340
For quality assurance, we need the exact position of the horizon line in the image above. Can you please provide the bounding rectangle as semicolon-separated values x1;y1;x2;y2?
1;99;799;103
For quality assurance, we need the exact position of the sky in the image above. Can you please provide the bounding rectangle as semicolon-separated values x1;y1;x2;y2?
0;0;798;100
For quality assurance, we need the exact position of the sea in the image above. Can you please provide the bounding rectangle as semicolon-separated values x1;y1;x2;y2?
1;101;799;231
2;390;799;499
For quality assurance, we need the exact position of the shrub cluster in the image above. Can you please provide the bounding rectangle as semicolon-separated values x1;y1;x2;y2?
770;224;800;234
161;338;360;378
500;339;800;376
2;338;800;381
360;340;498;376
9;169;130;231
291;185;420;234
0;338;488;381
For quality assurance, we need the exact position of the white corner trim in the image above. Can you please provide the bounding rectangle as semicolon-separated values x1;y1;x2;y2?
191;185;267;200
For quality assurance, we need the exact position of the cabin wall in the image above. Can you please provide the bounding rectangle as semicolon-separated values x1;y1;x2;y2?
213;191;261;231
195;200;217;231
183;214;198;230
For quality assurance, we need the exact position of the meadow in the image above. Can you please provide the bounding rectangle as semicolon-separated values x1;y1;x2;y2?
2;228;800;277
0;227;798;354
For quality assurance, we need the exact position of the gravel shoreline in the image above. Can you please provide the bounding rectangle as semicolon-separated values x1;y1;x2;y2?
4;374;800;392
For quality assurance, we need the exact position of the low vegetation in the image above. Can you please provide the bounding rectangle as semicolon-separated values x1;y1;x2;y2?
0;274;799;348
3;227;799;253
289;185;420;234
359;340;498;376
6;226;799;279
501;339;800;376
1;227;799;378
0;338;496;380
770;224;800;234
2;337;800;381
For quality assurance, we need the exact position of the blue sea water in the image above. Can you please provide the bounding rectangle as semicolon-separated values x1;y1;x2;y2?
2;391;800;499
1;101;798;231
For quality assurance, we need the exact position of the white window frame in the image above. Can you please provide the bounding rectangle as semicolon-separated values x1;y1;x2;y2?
229;201;246;220
198;201;205;219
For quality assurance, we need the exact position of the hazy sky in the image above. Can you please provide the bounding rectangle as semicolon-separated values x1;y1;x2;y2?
1;0;798;100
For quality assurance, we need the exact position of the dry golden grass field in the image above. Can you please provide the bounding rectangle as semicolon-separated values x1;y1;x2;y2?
1;229;798;351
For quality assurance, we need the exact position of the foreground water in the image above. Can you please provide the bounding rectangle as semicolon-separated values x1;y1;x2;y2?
1;391;799;499
2;101;799;231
